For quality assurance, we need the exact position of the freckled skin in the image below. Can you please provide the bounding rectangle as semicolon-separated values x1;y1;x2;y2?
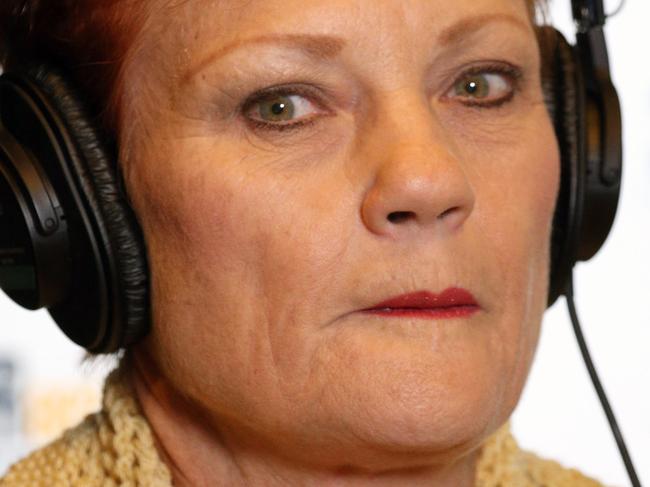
121;0;559;485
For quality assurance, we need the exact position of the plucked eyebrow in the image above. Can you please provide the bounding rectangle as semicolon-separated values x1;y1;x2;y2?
182;33;346;83
182;13;531;84
437;13;532;45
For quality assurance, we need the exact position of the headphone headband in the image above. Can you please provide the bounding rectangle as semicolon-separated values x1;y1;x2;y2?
572;0;606;29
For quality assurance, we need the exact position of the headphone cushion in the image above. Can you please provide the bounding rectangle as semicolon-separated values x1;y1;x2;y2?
27;64;149;349
540;27;580;306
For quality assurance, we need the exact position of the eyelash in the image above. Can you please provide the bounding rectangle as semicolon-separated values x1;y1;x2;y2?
240;62;523;133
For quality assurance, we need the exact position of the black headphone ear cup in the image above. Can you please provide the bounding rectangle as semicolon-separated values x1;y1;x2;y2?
540;27;583;307
23;64;150;351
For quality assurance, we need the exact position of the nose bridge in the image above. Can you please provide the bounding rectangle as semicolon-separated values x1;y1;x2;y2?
358;87;475;237
365;87;462;174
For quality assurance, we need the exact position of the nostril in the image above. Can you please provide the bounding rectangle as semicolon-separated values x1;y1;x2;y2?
438;207;459;220
387;211;415;224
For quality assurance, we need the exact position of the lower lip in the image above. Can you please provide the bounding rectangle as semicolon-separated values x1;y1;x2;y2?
362;306;479;319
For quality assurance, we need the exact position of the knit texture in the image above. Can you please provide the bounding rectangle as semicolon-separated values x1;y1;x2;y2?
0;366;172;486
1;366;606;487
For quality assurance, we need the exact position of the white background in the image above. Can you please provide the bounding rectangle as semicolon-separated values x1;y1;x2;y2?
0;0;647;484
511;1;649;486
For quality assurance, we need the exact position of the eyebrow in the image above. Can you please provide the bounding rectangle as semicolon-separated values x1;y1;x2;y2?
183;13;531;83
183;33;346;83
438;13;532;45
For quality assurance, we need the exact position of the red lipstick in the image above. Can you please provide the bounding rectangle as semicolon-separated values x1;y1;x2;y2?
362;288;480;319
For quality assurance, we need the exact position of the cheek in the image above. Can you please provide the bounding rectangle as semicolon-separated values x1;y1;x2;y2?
128;136;350;398
124;102;562;451
472;114;560;400
471;111;560;289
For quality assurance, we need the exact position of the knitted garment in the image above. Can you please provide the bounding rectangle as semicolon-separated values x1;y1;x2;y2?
0;366;173;487
1;367;606;487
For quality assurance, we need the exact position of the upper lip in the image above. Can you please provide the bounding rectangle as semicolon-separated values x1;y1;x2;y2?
364;288;479;310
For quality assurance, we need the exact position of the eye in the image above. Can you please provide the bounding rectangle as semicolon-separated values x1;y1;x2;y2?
446;66;520;107
243;87;323;131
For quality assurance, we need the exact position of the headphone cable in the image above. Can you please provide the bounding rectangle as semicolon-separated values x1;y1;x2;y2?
565;273;642;487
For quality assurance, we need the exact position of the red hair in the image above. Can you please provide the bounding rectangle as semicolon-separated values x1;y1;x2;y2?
0;0;148;133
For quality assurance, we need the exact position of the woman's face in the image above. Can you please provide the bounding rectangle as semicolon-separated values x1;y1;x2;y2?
124;0;559;468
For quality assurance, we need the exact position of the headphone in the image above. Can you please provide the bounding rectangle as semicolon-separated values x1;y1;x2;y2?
0;0;622;353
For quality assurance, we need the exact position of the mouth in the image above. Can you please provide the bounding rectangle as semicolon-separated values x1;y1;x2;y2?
360;288;480;319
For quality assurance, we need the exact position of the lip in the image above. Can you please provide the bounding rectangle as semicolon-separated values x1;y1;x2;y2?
361;288;480;319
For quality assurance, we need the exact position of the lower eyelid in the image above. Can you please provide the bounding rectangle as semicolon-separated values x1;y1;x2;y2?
243;113;325;135
455;90;517;109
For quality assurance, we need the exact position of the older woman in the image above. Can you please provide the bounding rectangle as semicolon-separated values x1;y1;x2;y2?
0;0;609;485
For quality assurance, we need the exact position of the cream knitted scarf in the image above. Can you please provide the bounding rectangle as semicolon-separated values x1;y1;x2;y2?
0;366;605;486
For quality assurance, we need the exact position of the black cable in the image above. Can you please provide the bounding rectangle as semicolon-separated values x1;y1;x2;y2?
565;272;642;487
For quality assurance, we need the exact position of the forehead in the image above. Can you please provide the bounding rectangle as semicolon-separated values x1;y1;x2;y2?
163;0;529;34
149;0;531;66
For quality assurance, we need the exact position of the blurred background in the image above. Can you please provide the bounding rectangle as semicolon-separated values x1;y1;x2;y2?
0;0;648;484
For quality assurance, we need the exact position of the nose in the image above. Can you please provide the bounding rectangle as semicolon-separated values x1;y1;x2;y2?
360;95;475;239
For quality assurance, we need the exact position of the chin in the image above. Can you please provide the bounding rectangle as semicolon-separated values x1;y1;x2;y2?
309;384;499;472
310;339;514;464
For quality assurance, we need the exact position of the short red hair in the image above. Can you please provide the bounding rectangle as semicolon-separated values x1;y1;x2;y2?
0;0;148;133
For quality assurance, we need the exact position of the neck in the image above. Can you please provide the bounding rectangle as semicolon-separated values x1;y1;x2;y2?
127;349;483;487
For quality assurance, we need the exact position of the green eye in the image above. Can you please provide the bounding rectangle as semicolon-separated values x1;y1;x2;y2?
450;72;512;103
258;95;296;122
455;74;491;98
244;87;326;132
